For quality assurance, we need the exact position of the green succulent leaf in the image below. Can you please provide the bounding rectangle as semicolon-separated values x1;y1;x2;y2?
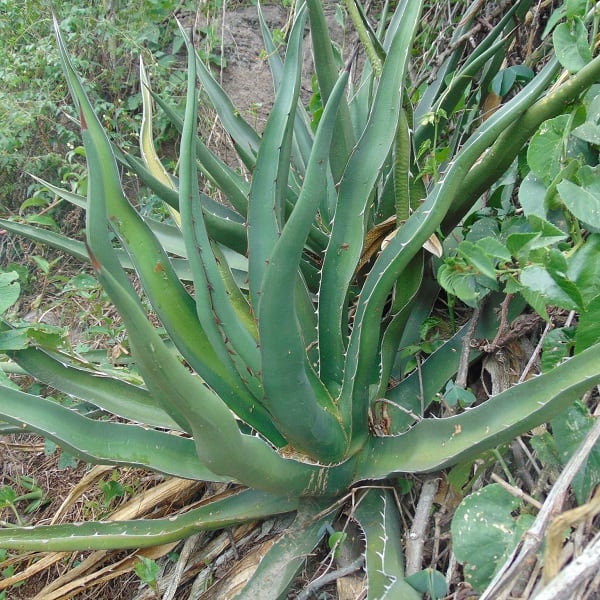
357;342;600;479
6;343;183;431
0;488;298;551
354;489;420;600
0;384;228;481
232;500;336;599
247;6;307;312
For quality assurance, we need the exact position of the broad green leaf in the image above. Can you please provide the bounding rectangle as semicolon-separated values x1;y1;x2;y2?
542;6;566;38
553;18;593;73
443;380;476;408
567;233;600;304
571;121;600;144
530;430;561;469
519;172;548;219
438;261;492;307
575;294;600;353
566;0;588;18
558;178;600;230
490;68;516;97
548;270;584;309
0;272;20;315
520;265;582;310
452;484;535;592
527;214;568;242
506;232;541;260
528;246;568;272
541;327;575;372
0;324;66;353
520;286;550;320
405;569;448;600
0;329;29;352
527;115;569;185
457;240;498;280
551;403;600;504
474;237;512;262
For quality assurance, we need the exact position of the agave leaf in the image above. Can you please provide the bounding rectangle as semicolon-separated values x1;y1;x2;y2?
319;0;423;392
248;6;306;312
53;21;365;494
306;0;355;183
233;499;337;599
256;65;351;461
0;216;194;281
54;16;138;300
257;1;313;177
376;254;424;400
354;489;420;599
194;42;260;170
5;343;183;431
356;342;600;479
342;39;564;445
27;173;184;259
55;21;275;436
0;383;228;481
0;488;298;552
139;56;181;227
85;252;341;494
27;172;86;209
149;92;251;218
177;24;263;393
0;217;90;262
120;148;249;254
211;242;257;341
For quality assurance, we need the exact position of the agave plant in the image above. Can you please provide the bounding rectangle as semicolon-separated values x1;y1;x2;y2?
2;0;600;596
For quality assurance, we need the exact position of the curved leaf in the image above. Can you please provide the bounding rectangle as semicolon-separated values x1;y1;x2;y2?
356;342;600;479
0;488;297;552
